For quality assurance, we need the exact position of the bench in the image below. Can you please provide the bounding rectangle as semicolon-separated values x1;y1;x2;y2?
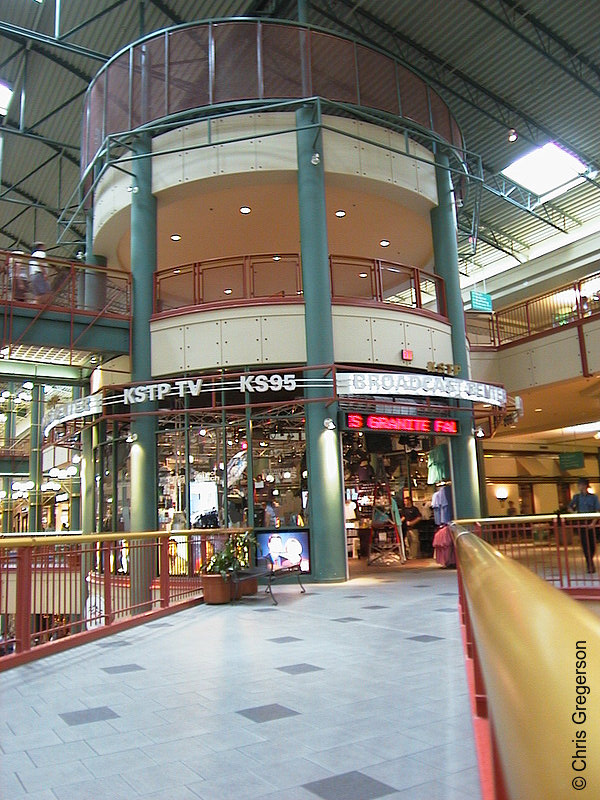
231;556;306;605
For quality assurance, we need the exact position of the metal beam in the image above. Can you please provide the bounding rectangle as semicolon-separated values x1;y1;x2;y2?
148;0;185;25
0;122;79;154
59;0;129;42
0;30;97;84
466;0;600;101
0;22;107;62
312;0;600;170
28;89;87;134
1;180;85;240
0;225;31;251
498;0;600;85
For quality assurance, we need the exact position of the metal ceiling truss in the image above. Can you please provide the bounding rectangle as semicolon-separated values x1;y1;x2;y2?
466;0;600;102
57;0;130;43
457;210;528;262
0;21;108;63
0;123;78;155
496;0;600;90
312;0;600;172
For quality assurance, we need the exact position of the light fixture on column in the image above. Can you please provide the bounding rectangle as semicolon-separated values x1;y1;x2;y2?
323;417;336;430
310;152;320;165
495;486;509;505
126;433;138;443
475;426;485;438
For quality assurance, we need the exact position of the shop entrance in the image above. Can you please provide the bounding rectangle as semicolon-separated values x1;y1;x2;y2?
342;419;455;573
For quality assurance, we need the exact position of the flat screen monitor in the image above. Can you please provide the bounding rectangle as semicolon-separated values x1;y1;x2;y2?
255;529;311;573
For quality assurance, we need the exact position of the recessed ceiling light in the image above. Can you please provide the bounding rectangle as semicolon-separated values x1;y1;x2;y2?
170;233;182;241
379;239;390;247
174;269;181;274
335;209;346;218
239;206;251;214
358;272;368;278
534;408;543;412
273;255;281;261
507;128;518;143
224;288;233;295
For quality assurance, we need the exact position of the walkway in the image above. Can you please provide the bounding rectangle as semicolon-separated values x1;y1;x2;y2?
2;568;481;800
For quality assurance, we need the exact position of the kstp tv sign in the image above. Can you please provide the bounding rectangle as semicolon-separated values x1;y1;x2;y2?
346;413;459;435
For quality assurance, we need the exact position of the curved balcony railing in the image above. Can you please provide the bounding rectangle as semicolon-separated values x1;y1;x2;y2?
153;253;446;317
466;270;600;347
82;19;463;173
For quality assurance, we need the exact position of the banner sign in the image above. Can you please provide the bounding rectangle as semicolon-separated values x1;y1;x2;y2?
337;372;506;407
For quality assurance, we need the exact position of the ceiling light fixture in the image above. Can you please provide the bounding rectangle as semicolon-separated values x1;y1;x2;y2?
239;206;251;214
534;408;543;413
223;288;233;295
507;128;518;143
475;427;485;438
170;234;182;241
199;428;207;437
335;209;346;218
273;255;281;261
379;239;390;247
358;272;368;278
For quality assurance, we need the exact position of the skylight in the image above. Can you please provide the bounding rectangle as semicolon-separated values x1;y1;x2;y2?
501;142;591;205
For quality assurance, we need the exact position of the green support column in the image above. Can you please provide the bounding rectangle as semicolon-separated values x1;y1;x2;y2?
129;133;157;612
2;393;14;533
430;152;480;519
296;103;346;581
81;425;94;534
28;384;43;532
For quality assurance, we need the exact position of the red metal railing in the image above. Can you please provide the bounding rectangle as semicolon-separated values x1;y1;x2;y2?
0;529;239;669
458;513;600;597
154;252;446;316
465;270;600;348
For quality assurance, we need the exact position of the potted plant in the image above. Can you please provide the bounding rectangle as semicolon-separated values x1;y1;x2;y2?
202;532;257;604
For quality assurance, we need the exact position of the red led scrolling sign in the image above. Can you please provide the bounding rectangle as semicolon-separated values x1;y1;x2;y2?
346;413;460;435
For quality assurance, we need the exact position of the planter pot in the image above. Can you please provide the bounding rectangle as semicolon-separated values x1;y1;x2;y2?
202;573;231;604
231;575;258;600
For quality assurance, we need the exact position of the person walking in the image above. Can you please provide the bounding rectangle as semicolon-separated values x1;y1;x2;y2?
569;478;600;573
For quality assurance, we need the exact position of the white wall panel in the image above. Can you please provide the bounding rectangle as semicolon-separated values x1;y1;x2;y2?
221;316;262;365
261;313;306;363
152;128;185;192
333;313;373;363
183;320;222;371
151;323;186;375
583;318;600;374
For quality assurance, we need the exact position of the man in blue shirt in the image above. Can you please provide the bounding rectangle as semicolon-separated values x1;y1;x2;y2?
569;478;600;573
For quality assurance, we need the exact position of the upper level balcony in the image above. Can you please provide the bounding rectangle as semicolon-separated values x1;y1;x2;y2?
153;253;446;319
0;250;131;363
82;19;463;177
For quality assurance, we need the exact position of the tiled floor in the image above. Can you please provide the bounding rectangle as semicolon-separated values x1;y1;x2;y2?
1;566;482;800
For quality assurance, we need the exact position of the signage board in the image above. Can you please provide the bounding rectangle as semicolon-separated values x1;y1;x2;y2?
337;372;506;408
558;451;585;471
470;291;493;313
345;412;460;436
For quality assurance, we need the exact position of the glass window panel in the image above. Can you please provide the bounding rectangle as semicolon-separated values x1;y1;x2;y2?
381;264;415;306
251;256;299;298
201;262;245;302
397;64;429;128
330;258;375;300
